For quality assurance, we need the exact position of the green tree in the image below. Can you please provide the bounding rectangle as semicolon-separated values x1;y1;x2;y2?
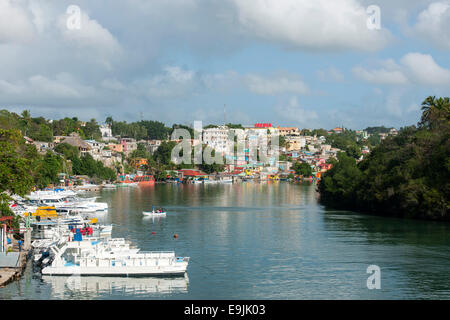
38;152;63;187
0;129;34;217
153;141;177;165
292;162;313;176
198;145;224;174
54;143;80;160
318;96;450;221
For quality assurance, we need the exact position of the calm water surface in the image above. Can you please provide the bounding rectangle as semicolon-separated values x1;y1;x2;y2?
1;183;450;299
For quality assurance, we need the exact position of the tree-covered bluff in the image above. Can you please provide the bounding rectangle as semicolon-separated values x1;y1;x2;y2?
318;96;449;221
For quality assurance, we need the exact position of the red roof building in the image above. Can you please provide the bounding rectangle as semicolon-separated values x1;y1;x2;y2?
254;123;272;128
179;169;205;177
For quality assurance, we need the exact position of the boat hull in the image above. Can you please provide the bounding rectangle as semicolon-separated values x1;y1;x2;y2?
143;211;166;217
42;265;187;276
138;181;155;186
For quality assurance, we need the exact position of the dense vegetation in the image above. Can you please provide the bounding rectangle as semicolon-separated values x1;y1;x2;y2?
0;110;102;142
318;96;450;221
109;117;171;140
364;126;393;135
0;129;60;219
325;130;362;159
292;162;313;176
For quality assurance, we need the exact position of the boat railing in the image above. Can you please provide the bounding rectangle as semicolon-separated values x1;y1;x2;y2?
139;251;175;258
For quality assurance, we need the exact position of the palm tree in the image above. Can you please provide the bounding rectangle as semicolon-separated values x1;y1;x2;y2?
21;110;32;136
419;96;436;128
420;96;450;128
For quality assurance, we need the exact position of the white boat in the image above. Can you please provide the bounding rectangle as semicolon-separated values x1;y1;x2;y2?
30;217;113;241
203;179;218;184
143;210;166;217
41;237;189;276
23;190;108;214
116;182;139;187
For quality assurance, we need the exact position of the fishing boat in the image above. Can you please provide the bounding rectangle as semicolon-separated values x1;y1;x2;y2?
143;209;166;217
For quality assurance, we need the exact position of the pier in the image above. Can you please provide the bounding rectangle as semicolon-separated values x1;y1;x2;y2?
0;251;28;287
0;220;31;288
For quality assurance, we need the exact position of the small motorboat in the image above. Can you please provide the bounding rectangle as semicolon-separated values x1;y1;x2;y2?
143;209;167;217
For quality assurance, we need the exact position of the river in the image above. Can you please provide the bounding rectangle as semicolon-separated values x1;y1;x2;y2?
1;182;450;299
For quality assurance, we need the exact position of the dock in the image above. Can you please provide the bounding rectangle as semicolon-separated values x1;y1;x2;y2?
0;250;29;287
0;224;31;288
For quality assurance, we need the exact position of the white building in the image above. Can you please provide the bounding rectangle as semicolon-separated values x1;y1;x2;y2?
202;126;232;154
85;140;105;160
100;124;114;141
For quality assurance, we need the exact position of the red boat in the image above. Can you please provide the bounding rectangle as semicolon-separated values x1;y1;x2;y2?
133;175;155;186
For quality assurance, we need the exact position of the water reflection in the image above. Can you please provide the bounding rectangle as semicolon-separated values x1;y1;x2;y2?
41;274;189;299
321;209;450;299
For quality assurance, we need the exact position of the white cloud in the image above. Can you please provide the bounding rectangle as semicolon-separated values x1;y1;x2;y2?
316;67;345;82
413;1;450;50
201;70;240;92
134;66;199;99
0;0;35;43
101;78;126;91
232;0;392;51
353;53;450;86
400;52;450;85
0;73;95;100
245;74;309;95
58;10;121;55
275;96;318;127
352;66;408;85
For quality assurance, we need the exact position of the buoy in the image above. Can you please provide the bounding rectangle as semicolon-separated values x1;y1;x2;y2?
152;232;156;235
173;234;178;238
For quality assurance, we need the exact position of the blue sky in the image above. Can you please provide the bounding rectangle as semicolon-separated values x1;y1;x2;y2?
0;0;449;130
